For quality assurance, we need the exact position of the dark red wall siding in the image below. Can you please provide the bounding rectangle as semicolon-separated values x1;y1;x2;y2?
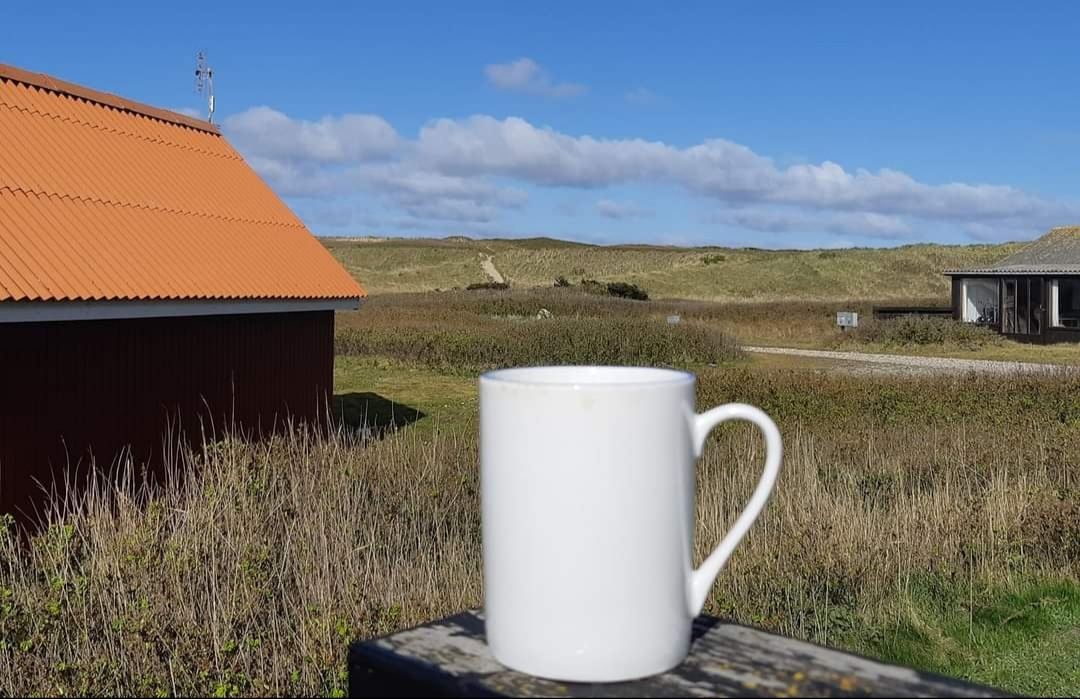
0;310;334;519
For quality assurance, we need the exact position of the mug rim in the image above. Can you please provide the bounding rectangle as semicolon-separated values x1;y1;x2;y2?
480;365;695;388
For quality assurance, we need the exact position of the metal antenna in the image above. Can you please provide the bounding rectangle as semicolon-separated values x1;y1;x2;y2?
194;51;215;123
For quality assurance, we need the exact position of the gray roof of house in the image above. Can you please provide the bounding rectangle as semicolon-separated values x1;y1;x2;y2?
945;226;1080;275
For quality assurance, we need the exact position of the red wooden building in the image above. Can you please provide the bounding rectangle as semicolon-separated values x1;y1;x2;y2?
0;64;366;519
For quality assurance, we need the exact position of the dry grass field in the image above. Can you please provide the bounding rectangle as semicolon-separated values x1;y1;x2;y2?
328;234;1080;364
2;288;1078;697
324;235;1023;302
338;286;1080;365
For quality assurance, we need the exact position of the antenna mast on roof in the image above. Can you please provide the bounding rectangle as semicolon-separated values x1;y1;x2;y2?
194;51;215;123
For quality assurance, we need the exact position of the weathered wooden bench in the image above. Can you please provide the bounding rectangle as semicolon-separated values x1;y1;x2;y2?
348;610;1013;697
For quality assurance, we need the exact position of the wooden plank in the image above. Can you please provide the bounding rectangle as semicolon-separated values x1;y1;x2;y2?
348;610;1013;698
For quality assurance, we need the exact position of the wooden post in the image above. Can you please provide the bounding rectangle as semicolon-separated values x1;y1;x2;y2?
348;610;1012;697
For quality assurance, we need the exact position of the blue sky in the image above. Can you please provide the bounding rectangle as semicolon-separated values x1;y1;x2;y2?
5;1;1080;248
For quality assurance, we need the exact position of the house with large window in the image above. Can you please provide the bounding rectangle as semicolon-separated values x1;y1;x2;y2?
945;227;1080;342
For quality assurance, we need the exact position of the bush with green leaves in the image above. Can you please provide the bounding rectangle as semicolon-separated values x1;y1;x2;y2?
465;281;510;291
850;316;1003;350
579;278;607;296
337;316;738;372
605;281;649;301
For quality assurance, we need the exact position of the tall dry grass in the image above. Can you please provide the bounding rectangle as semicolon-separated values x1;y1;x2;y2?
0;427;480;697
337;290;742;371
339;288;950;351
2;372;1077;696
324;236;1023;301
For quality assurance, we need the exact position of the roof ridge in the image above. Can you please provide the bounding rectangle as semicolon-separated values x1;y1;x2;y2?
0;63;220;135
0;101;238;161
1;186;306;229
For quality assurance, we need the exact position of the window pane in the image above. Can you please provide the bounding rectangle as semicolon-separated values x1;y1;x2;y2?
1030;279;1043;335
1058;279;1080;328
962;279;999;323
1003;280;1017;333
1017;278;1029;334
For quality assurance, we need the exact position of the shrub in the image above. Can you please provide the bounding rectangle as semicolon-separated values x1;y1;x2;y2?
606;281;649;301
553;276;571;287
579;278;608;296
849;316;1003;350
337;317;739;372
577;279;649;301
702;254;726;265
464;281;509;291
695;367;1080;428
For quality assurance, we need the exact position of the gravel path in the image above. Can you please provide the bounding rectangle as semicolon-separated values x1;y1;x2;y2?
480;255;505;284
744;346;1074;376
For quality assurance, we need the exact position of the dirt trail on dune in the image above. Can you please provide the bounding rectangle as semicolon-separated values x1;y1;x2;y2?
481;254;505;283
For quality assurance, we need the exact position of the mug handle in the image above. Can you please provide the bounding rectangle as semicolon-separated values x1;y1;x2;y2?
688;403;782;616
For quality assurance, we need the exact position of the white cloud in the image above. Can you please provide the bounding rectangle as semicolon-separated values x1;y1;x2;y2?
242;156;346;198
624;87;660;105
414;115;1079;224
221;104;1078;242
397;198;501;223
224;106;397;164
708;207;913;239
958;220;1038;243
597;199;653;219
222;106;399;198
416;115;675;186
360;166;525;206
357;165;527;223
827;212;913;238
484;58;587;97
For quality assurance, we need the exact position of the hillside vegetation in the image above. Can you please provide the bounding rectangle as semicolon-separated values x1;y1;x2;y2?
324;235;1024;301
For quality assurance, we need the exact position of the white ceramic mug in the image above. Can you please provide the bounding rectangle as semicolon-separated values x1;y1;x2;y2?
480;366;782;682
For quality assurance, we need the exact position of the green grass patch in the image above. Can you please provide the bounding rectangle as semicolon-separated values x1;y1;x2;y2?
852;577;1080;696
334;355;477;433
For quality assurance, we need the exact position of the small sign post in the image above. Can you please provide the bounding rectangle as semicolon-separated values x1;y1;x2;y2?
836;311;859;332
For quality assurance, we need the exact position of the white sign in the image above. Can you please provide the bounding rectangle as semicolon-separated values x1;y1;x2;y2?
836;311;859;328
666;315;681;325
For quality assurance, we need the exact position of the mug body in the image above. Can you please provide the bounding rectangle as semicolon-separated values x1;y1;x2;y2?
480;366;697;682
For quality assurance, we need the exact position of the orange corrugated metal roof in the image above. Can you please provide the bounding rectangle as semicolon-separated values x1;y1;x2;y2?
0;63;365;302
